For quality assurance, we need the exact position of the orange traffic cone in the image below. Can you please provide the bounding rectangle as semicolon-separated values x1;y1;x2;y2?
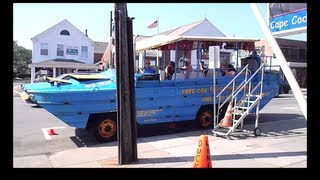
48;129;57;135
219;101;233;127
192;135;212;168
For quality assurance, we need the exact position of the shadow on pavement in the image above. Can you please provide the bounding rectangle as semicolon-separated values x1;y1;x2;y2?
70;128;100;147
126;150;306;164
244;113;304;125
71;121;201;148
70;113;305;147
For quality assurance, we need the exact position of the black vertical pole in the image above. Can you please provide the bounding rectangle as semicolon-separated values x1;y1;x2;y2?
127;17;138;161
110;11;113;37
114;3;138;165
114;5;121;164
110;11;114;69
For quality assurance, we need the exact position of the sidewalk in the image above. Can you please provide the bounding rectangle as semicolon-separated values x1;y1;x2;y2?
14;117;306;168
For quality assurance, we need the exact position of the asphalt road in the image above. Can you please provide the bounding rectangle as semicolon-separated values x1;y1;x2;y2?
13;82;306;158
13;94;204;157
13;80;94;157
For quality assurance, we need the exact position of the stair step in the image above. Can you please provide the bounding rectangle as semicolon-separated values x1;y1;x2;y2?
214;125;232;130
246;94;260;97
242;100;255;103
232;112;244;115
235;106;249;109
212;131;228;136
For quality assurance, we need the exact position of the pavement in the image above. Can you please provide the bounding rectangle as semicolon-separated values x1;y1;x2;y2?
14;102;307;168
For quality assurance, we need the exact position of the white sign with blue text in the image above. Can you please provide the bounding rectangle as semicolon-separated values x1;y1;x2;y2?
268;3;306;36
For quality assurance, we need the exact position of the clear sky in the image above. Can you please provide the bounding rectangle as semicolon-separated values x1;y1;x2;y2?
13;3;307;50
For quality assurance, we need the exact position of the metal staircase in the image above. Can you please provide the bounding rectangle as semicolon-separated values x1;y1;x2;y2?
212;64;265;139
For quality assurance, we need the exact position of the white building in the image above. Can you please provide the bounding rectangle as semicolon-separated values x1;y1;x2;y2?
29;19;99;83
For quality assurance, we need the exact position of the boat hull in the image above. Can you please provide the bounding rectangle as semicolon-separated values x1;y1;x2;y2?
30;73;280;128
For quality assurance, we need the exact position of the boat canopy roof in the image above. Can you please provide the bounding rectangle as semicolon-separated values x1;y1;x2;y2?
136;35;259;51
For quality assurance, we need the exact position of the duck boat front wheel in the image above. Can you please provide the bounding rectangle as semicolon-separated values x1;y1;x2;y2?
94;115;117;142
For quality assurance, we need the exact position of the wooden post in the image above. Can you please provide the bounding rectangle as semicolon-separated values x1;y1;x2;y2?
114;3;138;165
127;16;138;161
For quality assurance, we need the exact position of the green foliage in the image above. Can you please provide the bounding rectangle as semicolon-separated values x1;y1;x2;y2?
13;41;32;75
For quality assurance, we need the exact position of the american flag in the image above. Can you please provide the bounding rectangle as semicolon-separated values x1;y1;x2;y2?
147;20;158;29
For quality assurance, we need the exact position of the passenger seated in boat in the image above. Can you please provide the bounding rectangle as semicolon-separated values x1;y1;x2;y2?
136;67;141;74
241;53;260;75
165;61;175;80
220;64;227;76
224;64;236;76
143;59;155;74
178;59;193;79
200;61;208;77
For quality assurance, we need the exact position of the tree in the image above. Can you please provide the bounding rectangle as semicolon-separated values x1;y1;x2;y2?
13;41;32;77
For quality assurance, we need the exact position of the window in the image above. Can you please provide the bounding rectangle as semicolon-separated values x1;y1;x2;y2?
57;44;64;56
299;48;307;62
280;46;306;62
40;43;48;55
60;30;70;35
81;46;88;58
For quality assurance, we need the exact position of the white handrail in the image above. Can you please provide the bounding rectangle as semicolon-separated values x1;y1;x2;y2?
216;64;249;97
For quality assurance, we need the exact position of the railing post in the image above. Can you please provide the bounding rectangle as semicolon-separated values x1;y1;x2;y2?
260;64;264;97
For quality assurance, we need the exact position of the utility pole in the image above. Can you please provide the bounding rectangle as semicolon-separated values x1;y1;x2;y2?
114;3;138;165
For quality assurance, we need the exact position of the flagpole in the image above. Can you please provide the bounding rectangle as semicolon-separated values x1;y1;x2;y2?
157;17;159;35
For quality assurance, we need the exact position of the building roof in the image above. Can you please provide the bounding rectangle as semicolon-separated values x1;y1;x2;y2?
135;35;152;41
275;38;307;47
136;19;234;52
158;19;226;37
94;41;108;54
159;20;203;35
28;59;99;69
31;19;95;46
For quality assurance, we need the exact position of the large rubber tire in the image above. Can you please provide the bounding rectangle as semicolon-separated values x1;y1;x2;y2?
196;107;213;129
94;114;117;142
